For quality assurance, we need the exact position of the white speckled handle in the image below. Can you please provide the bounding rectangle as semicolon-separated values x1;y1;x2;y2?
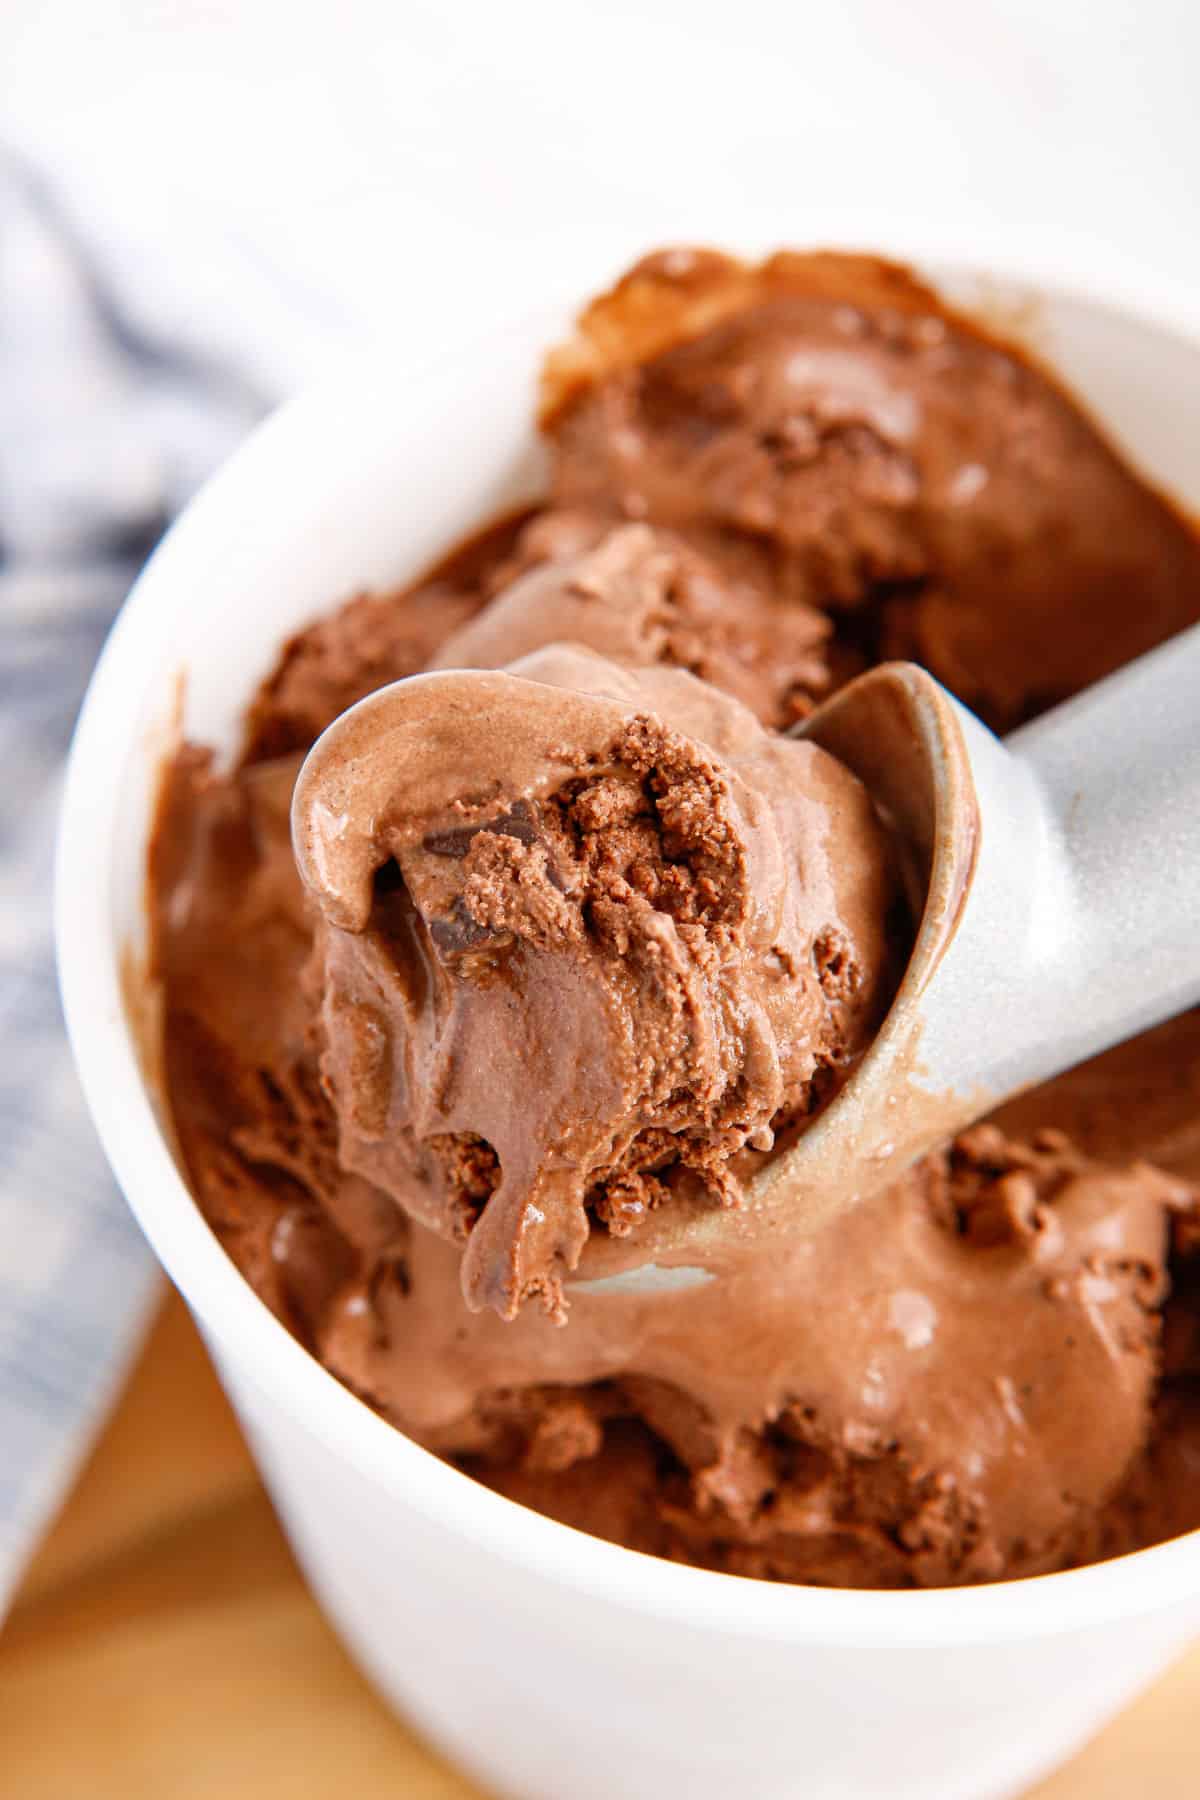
919;622;1200;1104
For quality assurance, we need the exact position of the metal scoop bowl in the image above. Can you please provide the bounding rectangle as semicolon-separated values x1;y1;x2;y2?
578;624;1200;1292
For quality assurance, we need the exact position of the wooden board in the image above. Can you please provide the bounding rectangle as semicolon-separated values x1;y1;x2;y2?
2;1292;1197;1798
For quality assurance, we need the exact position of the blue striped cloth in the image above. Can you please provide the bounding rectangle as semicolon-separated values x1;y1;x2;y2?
0;155;270;1616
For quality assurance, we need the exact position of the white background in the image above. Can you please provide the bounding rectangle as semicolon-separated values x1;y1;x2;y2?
1;0;1198;391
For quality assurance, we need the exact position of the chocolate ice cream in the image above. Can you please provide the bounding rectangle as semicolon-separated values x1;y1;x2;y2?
541;249;1200;730
331;1127;1184;1587
294;646;900;1319
150;248;1200;1588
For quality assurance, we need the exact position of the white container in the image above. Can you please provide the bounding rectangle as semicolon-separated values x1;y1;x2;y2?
57;234;1200;1800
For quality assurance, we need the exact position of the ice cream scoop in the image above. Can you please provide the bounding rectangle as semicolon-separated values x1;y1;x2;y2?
293;621;1200;1307
578;619;1200;1291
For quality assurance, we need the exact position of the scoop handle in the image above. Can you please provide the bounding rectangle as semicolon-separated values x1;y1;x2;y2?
999;622;1200;1078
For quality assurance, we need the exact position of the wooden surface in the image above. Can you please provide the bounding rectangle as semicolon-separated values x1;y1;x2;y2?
2;1293;1197;1799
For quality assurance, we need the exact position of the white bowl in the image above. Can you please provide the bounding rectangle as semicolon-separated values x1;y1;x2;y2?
57;234;1200;1800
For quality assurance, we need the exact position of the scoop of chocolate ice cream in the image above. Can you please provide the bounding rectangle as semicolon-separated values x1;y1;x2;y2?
294;647;901;1320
